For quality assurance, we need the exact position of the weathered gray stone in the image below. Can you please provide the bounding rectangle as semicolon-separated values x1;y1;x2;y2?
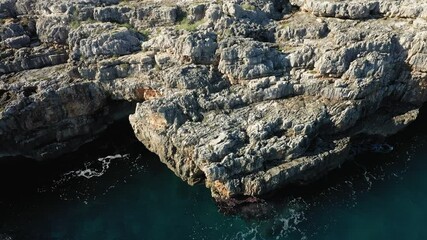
218;38;289;81
0;0;17;18
1;0;427;203
187;4;206;23
36;14;69;44
69;23;143;60
0;79;109;159
132;5;178;27
4;34;30;48
128;0;427;200
0;45;68;74
290;0;380;19
93;6;132;24
0;22;25;41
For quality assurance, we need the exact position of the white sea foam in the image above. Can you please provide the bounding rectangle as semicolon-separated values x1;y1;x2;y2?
64;154;129;179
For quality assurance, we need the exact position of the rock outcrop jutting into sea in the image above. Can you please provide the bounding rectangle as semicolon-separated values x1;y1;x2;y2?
1;0;427;200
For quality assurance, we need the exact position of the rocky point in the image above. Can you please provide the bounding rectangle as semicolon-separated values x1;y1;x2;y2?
1;0;427;201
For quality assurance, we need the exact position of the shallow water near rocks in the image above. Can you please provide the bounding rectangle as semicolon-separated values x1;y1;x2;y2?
1;110;427;239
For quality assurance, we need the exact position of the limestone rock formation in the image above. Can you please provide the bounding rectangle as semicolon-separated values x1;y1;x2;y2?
1;0;427;200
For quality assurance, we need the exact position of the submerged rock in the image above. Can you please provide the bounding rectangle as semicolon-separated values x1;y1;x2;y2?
1;0;427;200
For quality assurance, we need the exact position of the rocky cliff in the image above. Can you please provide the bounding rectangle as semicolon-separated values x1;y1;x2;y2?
1;0;427;201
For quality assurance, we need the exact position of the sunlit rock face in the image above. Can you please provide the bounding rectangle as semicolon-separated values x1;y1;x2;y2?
1;0;427;199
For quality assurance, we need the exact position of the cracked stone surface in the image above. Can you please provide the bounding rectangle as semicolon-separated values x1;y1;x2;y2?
1;0;427;200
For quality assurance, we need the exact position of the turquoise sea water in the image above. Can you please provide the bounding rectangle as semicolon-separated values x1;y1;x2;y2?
1;110;427;240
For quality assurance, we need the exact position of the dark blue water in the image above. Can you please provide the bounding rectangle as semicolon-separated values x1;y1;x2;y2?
1;111;427;240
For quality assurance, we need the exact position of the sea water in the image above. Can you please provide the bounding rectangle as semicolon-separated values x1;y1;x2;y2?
0;112;426;240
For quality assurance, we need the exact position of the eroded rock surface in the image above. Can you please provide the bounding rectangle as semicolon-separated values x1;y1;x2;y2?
1;0;427;200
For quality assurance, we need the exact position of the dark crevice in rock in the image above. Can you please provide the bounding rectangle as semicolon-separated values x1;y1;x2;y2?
22;86;37;97
0;89;7;97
